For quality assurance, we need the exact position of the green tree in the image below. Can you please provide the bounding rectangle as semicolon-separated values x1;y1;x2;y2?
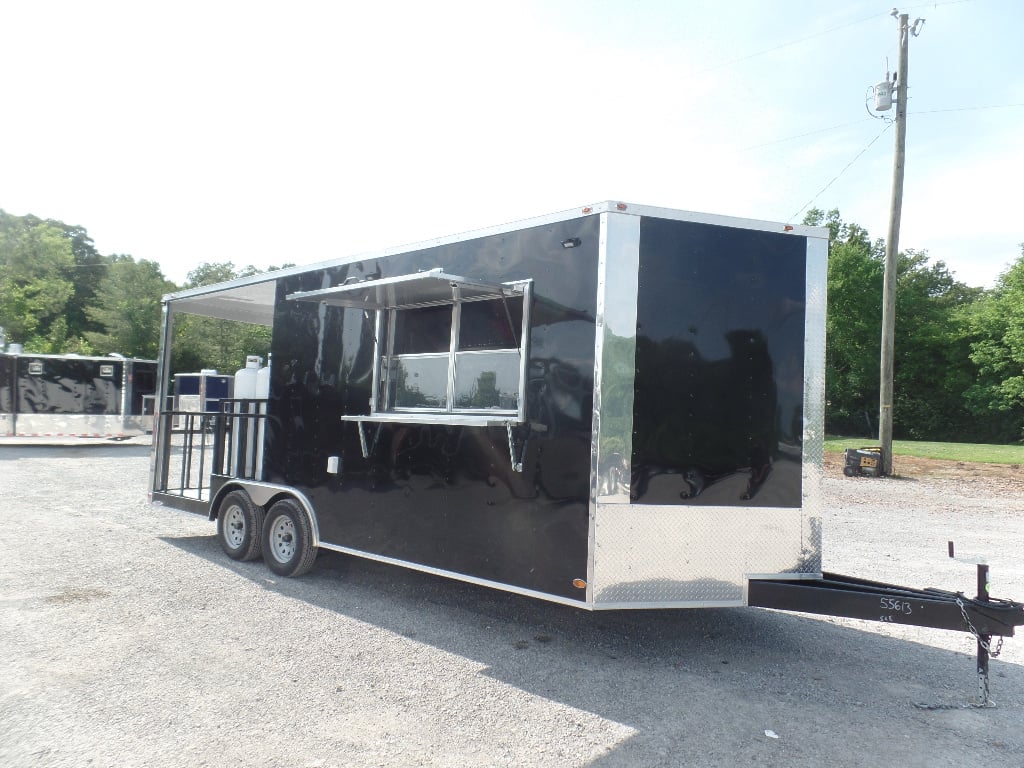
55;220;108;342
85;256;175;358
890;249;980;440
171;262;274;375
804;208;884;435
184;261;249;287
0;210;76;350
804;208;982;440
963;249;1024;440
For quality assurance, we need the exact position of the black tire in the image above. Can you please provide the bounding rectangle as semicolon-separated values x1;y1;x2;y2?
262;498;318;577
216;490;265;561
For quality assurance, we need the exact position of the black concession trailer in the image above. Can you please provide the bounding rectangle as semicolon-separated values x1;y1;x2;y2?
0;352;156;438
149;202;1023;700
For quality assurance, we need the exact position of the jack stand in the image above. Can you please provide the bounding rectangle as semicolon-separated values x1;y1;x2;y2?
977;563;992;707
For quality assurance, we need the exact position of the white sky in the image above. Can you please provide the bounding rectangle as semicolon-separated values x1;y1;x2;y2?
2;0;1021;288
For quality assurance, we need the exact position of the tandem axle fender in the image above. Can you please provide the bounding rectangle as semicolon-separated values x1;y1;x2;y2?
748;566;1024;705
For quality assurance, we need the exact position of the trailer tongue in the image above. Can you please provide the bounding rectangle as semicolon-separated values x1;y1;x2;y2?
750;566;1024;705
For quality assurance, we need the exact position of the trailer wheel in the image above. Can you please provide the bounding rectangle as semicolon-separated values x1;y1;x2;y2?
262;499;318;577
216;490;265;561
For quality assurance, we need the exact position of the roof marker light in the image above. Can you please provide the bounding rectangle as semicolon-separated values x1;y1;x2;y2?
572;578;587;589
784;225;794;231
616;203;628;210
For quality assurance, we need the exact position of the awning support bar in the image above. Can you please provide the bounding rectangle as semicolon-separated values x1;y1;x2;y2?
506;423;525;473
356;421;383;459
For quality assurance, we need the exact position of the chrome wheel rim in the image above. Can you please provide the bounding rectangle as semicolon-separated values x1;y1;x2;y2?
268;516;296;563
223;504;246;549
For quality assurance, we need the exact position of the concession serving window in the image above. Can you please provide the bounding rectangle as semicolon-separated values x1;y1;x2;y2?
287;269;533;433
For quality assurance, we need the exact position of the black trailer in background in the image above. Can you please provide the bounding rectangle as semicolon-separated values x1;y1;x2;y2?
0;353;156;437
148;202;1023;702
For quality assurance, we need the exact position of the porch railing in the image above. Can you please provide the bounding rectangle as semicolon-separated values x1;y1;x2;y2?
153;398;268;505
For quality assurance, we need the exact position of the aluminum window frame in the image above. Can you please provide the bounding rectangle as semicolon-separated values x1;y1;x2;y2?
382;286;531;422
288;269;532;427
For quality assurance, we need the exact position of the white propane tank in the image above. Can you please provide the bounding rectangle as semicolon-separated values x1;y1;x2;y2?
874;79;893;111
231;356;262;478
256;362;270;399
234;355;262;399
254;358;271;480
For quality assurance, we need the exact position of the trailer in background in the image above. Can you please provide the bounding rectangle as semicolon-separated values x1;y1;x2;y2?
0;352;157;438
173;370;233;422
148;201;1023;701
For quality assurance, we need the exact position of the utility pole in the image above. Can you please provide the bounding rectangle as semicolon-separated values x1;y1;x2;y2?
878;11;919;476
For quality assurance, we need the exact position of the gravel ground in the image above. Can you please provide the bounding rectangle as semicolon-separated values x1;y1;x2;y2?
1;441;1022;767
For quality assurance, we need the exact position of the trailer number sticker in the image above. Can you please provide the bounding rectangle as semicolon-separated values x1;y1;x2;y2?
28;361;44;375
880;597;912;615
100;365;115;377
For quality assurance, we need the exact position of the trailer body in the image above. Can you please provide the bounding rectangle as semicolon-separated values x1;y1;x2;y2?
0;353;157;438
150;202;829;608
148;202;1024;702
173;371;234;414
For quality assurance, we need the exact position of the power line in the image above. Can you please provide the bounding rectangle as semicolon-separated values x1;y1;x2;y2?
911;102;1024;114
904;0;978;8
788;121;894;224
743;119;874;151
745;102;1021;153
693;0;976;75
693;11;887;74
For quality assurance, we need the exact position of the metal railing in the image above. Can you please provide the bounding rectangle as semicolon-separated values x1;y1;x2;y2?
154;398;268;503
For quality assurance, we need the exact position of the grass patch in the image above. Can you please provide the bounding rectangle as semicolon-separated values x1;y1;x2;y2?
824;436;1024;464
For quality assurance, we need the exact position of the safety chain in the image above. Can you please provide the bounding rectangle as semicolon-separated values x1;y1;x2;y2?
955;597;1004;657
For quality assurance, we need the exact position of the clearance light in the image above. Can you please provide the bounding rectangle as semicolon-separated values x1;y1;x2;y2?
582;206;593;214
784;225;794;231
562;238;581;249
572;578;587;589
616;203;628;210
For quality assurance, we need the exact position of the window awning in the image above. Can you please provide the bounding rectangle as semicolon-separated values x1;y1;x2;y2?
285;268;525;311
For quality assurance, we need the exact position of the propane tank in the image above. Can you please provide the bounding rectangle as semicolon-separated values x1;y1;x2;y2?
254;357;270;481
234;355;262;399
874;78;893;111
231;356;262;478
256;361;271;399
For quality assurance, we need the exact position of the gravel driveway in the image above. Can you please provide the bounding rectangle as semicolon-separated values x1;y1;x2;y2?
1;441;1022;767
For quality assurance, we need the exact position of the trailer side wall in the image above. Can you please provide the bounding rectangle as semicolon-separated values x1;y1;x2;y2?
263;216;601;601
